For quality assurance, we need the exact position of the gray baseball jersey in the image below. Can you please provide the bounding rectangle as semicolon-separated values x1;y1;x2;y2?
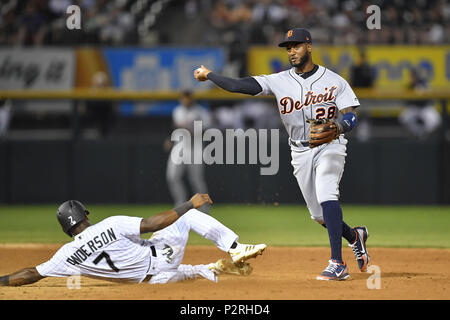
252;65;360;144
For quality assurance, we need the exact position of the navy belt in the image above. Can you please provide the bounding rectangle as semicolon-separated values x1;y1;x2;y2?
143;245;157;282
290;139;309;148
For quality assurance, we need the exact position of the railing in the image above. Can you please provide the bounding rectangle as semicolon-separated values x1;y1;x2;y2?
1;88;450;100
1;88;449;140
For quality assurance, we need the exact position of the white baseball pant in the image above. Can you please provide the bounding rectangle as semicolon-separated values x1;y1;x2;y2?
291;136;347;224
145;209;239;284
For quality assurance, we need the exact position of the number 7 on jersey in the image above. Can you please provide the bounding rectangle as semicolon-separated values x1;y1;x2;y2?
93;251;120;272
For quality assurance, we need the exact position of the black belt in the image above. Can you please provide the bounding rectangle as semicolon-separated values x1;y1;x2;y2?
143;246;157;282
290;139;309;148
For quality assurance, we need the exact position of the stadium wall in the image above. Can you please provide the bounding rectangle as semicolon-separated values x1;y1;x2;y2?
0;139;446;205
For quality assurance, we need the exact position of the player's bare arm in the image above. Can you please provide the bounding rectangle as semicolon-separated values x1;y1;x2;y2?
341;106;358;115
341;107;356;114
0;267;44;286
139;193;213;234
194;65;262;95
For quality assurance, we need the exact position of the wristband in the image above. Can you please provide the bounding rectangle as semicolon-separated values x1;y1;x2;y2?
339;112;357;133
174;201;194;217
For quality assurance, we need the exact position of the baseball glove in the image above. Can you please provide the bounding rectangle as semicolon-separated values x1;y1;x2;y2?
308;118;342;148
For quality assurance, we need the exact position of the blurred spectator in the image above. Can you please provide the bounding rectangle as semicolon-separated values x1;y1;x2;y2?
1;0;448;46
350;48;375;142
350;48;375;88
209;0;232;30
0;99;12;139
249;0;288;45
84;71;115;139
0;6;19;45
166;90;212;211
98;5;135;45
48;0;71;15
399;68;442;139
16;0;48;46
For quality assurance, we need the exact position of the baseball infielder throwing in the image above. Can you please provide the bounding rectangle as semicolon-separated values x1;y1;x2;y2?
194;28;369;280
0;194;266;286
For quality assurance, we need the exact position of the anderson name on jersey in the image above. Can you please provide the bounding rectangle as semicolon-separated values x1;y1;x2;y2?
36;216;152;283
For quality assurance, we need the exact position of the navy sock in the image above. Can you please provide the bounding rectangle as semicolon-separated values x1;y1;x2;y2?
321;200;343;263
321;222;355;244
342;222;356;244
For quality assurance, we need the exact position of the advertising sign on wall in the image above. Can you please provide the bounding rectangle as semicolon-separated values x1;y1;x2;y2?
248;45;450;89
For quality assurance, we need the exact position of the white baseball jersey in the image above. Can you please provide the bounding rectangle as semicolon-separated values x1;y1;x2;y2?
36;216;151;283
36;210;239;284
252;65;360;145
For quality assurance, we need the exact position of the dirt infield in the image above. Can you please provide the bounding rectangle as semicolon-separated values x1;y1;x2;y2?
0;244;449;300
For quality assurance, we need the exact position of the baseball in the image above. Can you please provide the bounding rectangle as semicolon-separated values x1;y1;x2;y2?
195;67;202;74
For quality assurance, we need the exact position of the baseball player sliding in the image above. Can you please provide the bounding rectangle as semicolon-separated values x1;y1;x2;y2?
194;28;369;281
0;194;266;286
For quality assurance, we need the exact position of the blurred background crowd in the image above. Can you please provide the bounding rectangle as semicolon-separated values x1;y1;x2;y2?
0;0;449;205
0;0;448;141
1;0;449;47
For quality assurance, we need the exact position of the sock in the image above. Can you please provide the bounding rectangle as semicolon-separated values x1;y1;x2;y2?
321;222;356;244
230;242;238;249
321;200;343;263
342;222;356;244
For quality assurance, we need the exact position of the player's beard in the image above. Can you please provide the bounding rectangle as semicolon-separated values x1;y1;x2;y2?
291;51;310;70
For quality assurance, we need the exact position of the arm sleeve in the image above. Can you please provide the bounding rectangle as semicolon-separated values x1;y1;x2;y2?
335;79;360;110
207;73;263;96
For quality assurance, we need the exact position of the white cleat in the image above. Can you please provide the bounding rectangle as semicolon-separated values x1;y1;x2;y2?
228;243;267;264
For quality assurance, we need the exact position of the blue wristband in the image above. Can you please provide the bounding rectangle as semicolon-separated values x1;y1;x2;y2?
340;112;357;133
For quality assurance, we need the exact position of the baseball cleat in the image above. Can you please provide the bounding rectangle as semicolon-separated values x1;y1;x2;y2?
349;226;370;272
228;243;267;264
208;259;253;276
316;260;350;281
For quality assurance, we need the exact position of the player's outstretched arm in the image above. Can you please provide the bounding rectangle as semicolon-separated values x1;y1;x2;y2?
140;193;213;234
0;267;45;286
194;65;262;96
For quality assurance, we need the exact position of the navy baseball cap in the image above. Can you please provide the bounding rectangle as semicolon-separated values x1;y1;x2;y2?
278;28;312;47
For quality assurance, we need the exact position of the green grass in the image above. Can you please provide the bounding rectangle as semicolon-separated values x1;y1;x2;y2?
0;204;450;248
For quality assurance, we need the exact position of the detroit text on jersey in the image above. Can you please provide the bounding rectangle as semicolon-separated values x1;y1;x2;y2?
279;86;338;116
